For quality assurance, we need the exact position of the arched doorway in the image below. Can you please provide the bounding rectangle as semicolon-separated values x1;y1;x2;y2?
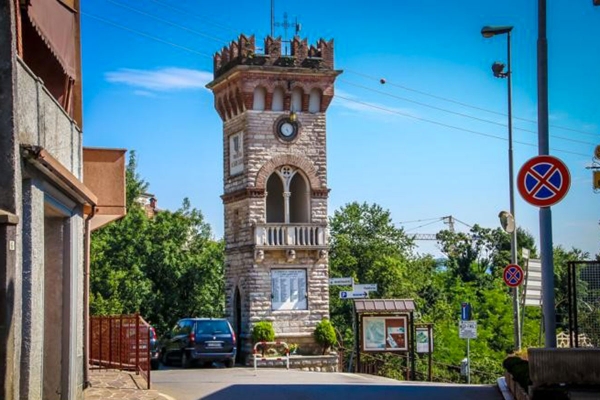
234;287;242;363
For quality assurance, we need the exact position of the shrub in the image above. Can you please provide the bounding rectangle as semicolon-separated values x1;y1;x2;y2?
252;321;275;343
503;355;531;390
314;319;337;355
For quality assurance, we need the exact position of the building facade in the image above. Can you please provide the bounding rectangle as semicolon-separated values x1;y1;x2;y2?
0;1;125;399
207;35;341;358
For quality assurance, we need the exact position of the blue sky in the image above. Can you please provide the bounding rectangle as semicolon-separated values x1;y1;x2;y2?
81;0;600;258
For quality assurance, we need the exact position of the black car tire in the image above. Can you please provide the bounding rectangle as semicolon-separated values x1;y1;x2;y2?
181;351;192;369
151;359;159;370
161;349;171;366
225;359;234;368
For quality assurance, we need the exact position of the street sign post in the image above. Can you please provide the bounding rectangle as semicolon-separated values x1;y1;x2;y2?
459;320;477;384
461;303;472;321
353;283;377;292
503;264;524;288
517;155;571;207
339;291;368;299
329;277;353;286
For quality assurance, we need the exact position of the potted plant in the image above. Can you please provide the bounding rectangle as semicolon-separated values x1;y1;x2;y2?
252;321;275;356
313;319;337;355
289;343;299;355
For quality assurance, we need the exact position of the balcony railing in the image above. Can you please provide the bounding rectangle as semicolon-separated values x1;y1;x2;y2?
254;224;327;248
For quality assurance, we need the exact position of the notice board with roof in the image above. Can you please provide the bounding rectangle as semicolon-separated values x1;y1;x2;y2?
353;299;417;379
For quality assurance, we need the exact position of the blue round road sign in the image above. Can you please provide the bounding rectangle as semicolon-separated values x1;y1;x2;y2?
503;264;524;287
517;155;570;207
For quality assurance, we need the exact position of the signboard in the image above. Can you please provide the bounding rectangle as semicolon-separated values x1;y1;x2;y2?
354;283;378;292
517;155;570;207
329;277;353;286
503;264;524;288
461;302;472;321
459;321;477;339
524;258;542;307
229;131;244;176
339;290;368;299
271;269;307;311
363;316;408;352
416;326;433;353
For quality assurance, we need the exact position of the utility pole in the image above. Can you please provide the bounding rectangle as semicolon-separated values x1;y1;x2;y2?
537;0;557;348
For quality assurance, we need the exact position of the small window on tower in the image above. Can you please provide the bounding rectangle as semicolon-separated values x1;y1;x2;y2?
253;87;266;111
272;87;284;111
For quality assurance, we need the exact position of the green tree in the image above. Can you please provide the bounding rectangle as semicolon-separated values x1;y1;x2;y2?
90;152;225;334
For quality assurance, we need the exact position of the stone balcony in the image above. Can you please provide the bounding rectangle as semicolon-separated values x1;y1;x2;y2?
254;223;328;250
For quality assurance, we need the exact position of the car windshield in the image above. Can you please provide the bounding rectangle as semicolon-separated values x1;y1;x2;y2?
195;320;230;335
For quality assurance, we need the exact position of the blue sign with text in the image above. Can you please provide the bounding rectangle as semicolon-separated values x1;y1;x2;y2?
461;303;472;321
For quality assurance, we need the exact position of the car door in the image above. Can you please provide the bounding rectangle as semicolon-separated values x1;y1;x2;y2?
166;321;184;359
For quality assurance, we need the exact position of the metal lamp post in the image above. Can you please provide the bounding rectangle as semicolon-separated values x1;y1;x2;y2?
482;25;522;351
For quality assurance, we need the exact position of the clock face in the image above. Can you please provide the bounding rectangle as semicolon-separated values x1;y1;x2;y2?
276;118;298;141
281;122;295;137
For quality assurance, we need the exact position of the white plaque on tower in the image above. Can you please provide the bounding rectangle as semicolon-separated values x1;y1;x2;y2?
229;131;244;176
271;269;307;311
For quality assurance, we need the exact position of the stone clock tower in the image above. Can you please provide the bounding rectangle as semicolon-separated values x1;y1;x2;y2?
207;35;341;360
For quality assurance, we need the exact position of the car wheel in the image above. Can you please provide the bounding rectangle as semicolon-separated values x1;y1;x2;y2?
181;351;192;369
151;359;159;370
225;359;234;368
161;349;170;366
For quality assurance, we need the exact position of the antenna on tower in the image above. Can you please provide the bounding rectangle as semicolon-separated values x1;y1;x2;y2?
270;0;274;37
274;12;301;55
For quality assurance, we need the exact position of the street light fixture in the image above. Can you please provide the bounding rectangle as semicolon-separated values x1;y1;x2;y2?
482;24;522;351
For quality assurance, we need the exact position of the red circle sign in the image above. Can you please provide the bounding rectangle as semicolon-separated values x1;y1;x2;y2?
503;264;524;287
517;155;570;207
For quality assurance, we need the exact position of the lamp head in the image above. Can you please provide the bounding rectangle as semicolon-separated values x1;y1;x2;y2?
492;61;507;78
481;25;514;38
289;110;298;122
498;211;516;233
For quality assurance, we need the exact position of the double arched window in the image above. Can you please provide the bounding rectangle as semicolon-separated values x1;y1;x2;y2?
266;166;310;223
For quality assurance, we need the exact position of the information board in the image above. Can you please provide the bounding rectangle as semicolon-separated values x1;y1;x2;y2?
362;316;408;352
271;269;307;311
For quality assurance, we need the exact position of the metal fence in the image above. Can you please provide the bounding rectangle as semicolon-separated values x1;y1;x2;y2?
568;261;600;348
90;314;151;389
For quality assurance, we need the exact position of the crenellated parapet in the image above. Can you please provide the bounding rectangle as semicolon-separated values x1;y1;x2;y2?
213;35;335;78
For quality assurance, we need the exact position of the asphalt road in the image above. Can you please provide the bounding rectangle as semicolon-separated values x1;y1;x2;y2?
152;365;504;400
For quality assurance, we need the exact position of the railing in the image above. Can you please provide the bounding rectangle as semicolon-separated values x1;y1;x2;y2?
254;224;327;248
90;314;151;389
253;341;290;370
16;57;82;173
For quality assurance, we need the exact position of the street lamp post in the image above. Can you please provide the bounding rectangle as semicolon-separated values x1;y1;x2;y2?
482;25;522;351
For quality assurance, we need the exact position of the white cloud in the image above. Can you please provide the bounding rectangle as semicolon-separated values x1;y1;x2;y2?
105;67;212;91
133;90;158;97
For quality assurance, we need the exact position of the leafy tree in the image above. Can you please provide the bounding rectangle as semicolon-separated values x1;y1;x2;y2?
90;152;224;334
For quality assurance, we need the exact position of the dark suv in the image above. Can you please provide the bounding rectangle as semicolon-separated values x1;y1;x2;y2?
160;318;236;368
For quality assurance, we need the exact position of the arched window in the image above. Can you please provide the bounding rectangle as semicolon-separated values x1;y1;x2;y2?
253;86;266;111
265;166;310;224
289;173;309;223
308;88;322;113
291;87;303;113
266;174;284;222
272;87;284;111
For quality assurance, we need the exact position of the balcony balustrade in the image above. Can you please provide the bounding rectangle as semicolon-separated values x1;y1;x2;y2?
254;223;327;249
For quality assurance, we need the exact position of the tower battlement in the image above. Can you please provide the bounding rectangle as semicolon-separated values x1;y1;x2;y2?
213;34;334;78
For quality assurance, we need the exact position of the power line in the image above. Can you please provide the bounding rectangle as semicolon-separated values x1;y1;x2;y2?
81;12;214;59
105;0;228;45
146;0;239;35
346;69;600;139
83;8;593;159
340;79;596;147
335;95;590;158
396;217;443;225
404;219;444;233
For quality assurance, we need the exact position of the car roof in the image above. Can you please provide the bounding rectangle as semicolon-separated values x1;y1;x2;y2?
179;318;228;321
